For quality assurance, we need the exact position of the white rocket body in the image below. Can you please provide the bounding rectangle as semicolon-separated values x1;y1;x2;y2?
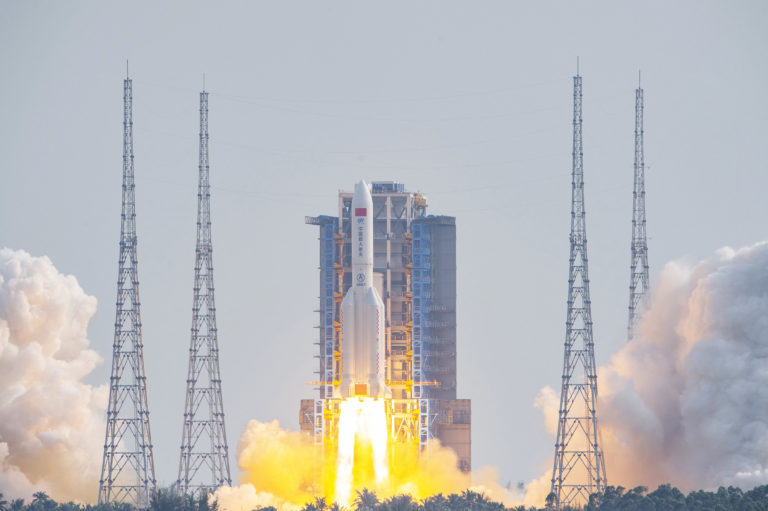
337;181;391;399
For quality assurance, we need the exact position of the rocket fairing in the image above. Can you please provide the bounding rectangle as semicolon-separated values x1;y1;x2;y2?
337;180;391;400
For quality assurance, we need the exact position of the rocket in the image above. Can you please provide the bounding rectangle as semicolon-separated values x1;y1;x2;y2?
337;180;391;399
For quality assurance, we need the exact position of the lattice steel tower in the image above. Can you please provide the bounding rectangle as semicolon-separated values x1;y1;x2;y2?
550;70;607;509
177;90;232;495
628;74;649;342
99;74;157;507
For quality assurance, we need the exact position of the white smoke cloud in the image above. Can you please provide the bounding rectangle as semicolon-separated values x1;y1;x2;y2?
534;241;768;497
0;248;106;502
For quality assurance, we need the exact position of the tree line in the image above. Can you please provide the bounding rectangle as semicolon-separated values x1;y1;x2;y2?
2;484;767;511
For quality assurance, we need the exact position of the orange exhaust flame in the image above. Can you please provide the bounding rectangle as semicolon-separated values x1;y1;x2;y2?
334;397;388;506
217;400;520;510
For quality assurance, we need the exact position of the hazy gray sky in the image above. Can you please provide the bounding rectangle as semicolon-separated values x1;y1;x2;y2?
1;1;767;489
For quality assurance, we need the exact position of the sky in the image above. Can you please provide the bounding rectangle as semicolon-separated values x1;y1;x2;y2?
1;1;767;491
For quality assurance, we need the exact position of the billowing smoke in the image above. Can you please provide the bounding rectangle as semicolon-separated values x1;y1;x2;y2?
533;241;768;500
214;419;520;510
0;248;106;502
213;420;314;511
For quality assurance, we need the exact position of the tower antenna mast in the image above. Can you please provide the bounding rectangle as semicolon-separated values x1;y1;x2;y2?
99;74;157;507
178;89;233;494
628;72;649;341
550;68;607;509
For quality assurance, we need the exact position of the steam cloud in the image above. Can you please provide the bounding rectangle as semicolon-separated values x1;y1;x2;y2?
0;248;106;502
4;238;762;506
535;241;768;499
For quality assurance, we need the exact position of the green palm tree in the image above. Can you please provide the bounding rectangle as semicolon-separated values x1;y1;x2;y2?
446;494;464;511
461;490;490;509
303;497;328;511
353;489;378;511
30;492;53;511
380;494;417;511
422;494;448;511
31;493;50;507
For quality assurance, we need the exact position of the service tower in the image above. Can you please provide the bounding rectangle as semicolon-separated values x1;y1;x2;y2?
302;181;470;472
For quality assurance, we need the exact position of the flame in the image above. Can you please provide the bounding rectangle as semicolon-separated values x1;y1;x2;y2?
334;397;389;506
219;399;519;510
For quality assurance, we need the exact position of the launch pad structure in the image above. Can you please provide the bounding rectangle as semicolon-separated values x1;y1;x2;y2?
91;68;653;507
302;182;470;475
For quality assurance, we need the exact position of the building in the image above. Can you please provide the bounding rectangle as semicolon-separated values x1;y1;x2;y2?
301;181;470;472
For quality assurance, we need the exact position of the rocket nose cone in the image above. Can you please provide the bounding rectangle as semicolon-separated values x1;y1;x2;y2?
354;180;370;198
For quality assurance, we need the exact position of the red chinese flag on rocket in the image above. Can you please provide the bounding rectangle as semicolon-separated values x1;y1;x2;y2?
355;208;367;216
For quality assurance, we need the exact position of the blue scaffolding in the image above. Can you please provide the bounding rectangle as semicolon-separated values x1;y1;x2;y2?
306;215;339;446
411;221;437;449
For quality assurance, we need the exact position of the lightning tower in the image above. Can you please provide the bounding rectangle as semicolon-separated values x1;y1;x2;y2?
627;74;649;341
177;90;232;494
550;69;607;509
99;73;157;507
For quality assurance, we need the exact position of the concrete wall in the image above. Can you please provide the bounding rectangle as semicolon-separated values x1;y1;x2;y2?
437;398;471;472
299;398;314;435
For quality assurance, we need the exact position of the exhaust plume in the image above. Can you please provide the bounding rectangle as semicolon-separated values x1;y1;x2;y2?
214;419;521;510
0;248;106;502
533;241;768;503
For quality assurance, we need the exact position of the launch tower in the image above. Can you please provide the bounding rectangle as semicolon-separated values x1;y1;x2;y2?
550;71;607;509
302;182;470;472
177;91;232;494
99;74;157;507
628;75;649;342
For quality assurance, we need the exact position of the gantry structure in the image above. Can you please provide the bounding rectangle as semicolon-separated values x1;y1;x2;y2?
99;74;157;507
550;70;607;509
628;74;649;342
302;183;471;480
178;90;232;494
